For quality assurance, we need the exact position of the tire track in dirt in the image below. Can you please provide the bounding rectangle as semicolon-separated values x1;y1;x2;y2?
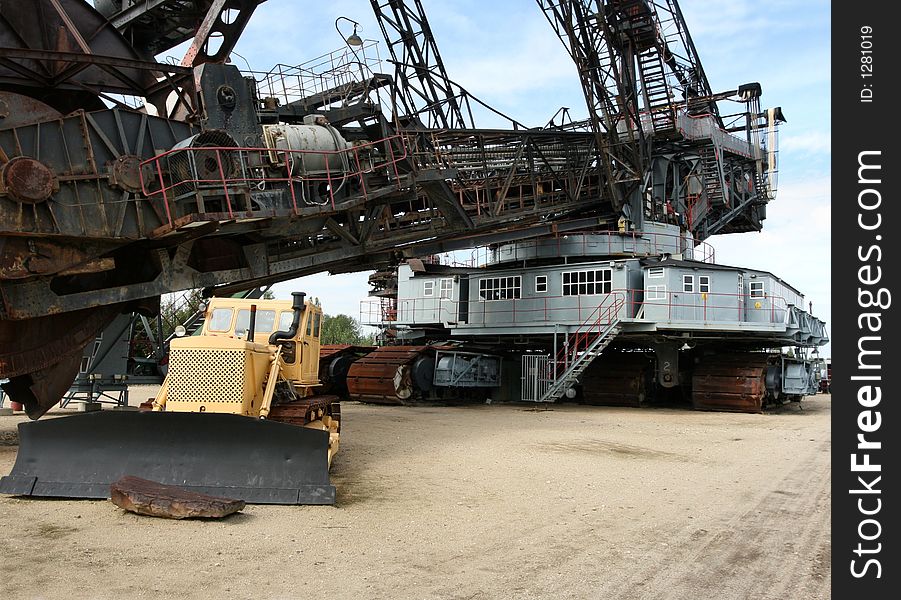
599;439;830;600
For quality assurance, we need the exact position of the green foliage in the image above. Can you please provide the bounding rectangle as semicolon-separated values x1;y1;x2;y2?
160;289;204;340
320;314;373;345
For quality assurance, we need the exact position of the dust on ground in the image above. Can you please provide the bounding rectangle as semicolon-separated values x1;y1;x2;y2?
0;395;831;600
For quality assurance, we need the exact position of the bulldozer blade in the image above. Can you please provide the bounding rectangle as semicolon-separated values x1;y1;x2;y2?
0;411;335;505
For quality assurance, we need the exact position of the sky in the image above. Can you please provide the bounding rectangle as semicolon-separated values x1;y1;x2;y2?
159;0;832;355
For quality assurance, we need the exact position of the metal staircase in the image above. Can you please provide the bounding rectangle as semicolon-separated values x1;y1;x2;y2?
539;294;625;402
699;145;727;206
637;50;675;133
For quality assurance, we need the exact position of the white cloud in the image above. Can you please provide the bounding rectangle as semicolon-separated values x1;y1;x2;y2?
780;131;831;155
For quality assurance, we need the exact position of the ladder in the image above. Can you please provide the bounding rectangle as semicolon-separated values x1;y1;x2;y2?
637;50;675;133
539;294;624;402
699;145;727;205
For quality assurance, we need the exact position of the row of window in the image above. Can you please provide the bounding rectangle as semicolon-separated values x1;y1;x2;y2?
478;276;521;301
422;278;453;298
475;270;614;301
207;308;321;338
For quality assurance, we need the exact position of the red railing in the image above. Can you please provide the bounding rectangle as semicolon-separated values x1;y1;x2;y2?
139;135;407;227
551;292;624;377
644;289;791;325
360;287;793;329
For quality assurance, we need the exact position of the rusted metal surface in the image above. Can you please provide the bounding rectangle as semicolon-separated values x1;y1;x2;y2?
318;344;374;396
268;396;340;429
0;237;115;279
691;352;770;413
580;353;653;407
0;92;62;130
346;346;431;405
110;475;245;519
0;302;131;418
180;0;262;67
0;0;165;99
1;157;56;203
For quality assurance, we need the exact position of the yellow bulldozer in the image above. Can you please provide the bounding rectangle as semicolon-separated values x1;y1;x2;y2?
1;292;342;505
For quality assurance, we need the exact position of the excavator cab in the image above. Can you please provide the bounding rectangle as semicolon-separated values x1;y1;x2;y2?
0;293;341;505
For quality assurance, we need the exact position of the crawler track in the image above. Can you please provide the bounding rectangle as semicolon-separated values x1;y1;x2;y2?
269;395;341;430
345;346;432;404
580;353;653;407
691;352;770;413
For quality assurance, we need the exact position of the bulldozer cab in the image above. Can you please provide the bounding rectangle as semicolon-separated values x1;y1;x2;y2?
200;296;322;386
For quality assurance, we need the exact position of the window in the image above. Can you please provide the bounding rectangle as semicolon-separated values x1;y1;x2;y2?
313;312;321;337
562;269;612;296
440;278;453;299
648;267;665;279
699;276;711;294
278;311;294;331
423;280;435;297
535;275;548;293
682;275;694;293
478;276;521;301
235;309;277;336
647;285;667;300
208;308;233;332
305;312;313;336
750;281;765;298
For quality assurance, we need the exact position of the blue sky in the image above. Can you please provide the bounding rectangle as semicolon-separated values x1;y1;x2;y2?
161;0;832;355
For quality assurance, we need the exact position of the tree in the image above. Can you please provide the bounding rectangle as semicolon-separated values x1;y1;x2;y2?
160;288;204;340
320;314;371;345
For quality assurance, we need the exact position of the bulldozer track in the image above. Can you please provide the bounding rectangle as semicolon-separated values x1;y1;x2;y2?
268;395;341;430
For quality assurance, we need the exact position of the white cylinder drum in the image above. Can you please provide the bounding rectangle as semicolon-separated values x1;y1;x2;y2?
262;124;352;175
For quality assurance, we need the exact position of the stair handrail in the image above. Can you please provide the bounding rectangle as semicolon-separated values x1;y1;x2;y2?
550;291;625;379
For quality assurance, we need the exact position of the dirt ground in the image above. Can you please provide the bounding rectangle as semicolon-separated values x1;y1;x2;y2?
0;394;831;600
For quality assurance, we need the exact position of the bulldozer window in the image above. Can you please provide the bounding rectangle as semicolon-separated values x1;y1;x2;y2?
208;308;234;332
306;313;314;336
313;312;322;338
236;309;276;336
278;311;294;331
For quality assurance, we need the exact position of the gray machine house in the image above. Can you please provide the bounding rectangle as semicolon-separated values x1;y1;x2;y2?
363;226;827;413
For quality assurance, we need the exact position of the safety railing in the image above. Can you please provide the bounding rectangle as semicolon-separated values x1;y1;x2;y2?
250;40;384;107
677;111;757;159
419;228;715;268
139;135;408;227
550;292;624;378
644;289;792;325
360;287;797;329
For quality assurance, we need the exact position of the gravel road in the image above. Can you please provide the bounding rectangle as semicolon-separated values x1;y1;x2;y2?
0;396;831;599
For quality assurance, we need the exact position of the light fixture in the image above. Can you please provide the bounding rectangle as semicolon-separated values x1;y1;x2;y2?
336;16;363;48
347;25;363;47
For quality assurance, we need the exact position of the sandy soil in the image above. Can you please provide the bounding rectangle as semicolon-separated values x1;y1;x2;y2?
0;396;831;600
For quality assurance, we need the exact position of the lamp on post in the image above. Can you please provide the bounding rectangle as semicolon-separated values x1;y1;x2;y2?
335;16;363;47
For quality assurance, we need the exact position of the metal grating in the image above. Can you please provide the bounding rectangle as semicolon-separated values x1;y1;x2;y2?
168;348;245;404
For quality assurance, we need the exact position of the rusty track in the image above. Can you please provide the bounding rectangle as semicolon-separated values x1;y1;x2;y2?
345;346;431;405
691;352;771;413
268;395;340;430
580;353;653;407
